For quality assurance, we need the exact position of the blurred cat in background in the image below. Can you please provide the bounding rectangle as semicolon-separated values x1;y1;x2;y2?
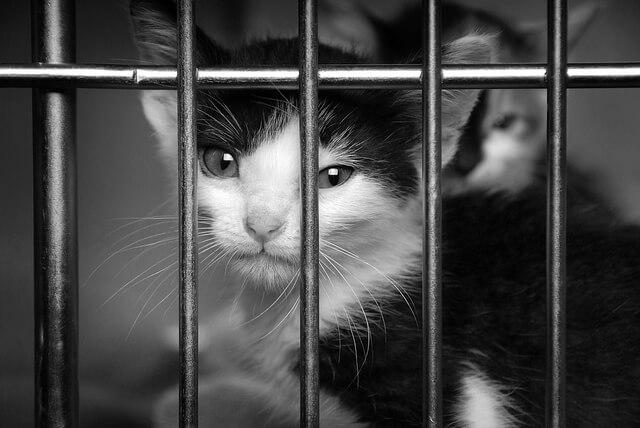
321;0;601;195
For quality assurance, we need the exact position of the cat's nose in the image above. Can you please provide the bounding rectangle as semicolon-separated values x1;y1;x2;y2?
244;216;284;244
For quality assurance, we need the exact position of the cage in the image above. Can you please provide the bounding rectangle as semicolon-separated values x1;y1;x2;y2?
1;0;640;427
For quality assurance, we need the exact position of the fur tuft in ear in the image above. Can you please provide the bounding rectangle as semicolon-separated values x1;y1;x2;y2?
130;0;229;65
130;0;181;64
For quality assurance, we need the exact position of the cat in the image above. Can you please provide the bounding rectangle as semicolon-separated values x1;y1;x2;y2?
321;0;600;195
130;0;639;427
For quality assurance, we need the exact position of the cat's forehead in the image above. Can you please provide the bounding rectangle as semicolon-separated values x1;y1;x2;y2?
197;89;420;199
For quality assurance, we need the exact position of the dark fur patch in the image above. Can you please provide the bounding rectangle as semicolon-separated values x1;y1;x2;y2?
318;186;640;427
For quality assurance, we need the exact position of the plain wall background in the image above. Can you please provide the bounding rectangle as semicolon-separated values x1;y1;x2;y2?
1;0;639;426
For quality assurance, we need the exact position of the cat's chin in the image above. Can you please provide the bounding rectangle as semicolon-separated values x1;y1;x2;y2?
231;252;299;290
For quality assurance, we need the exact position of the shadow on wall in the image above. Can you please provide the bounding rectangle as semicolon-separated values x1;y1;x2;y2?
0;0;638;426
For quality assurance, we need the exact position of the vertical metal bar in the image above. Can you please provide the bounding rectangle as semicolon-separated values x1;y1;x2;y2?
298;0;320;426
32;0;78;426
422;0;442;427
546;0;567;427
177;0;199;427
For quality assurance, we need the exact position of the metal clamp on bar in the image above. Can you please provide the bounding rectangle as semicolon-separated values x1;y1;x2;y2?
422;0;443;427
177;0;199;427
32;0;79;426
546;0;568;427
298;0;321;426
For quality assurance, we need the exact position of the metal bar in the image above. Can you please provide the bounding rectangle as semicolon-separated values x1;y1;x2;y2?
298;0;320;426
2;64;640;89
547;0;567;427
32;0;78;427
423;0;442;427
177;0;198;427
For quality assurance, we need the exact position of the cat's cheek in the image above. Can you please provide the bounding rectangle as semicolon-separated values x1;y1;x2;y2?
318;175;404;239
198;176;252;248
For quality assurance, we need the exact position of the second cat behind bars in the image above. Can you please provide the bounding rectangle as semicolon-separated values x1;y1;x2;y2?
130;1;640;427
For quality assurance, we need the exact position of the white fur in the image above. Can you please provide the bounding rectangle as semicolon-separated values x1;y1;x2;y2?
454;366;520;428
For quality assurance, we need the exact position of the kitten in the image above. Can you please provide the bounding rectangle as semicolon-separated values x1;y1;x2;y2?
130;1;639;427
326;1;600;195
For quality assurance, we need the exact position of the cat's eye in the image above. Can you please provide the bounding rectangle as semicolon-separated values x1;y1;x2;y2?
202;148;239;178
492;114;518;130
318;166;353;188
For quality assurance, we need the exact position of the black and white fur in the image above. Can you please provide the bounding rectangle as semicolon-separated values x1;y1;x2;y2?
130;1;639;427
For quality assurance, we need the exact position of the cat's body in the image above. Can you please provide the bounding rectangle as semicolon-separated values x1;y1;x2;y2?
320;186;640;427
130;1;639;427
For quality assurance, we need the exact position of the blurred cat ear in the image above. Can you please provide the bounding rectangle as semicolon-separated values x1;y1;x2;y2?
404;34;495;167
130;0;229;162
518;2;603;52
440;35;495;166
130;0;229;65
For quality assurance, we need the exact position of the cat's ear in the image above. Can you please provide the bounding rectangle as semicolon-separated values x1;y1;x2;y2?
130;0;229;65
403;34;495;167
518;2;603;52
440;35;495;166
130;0;229;161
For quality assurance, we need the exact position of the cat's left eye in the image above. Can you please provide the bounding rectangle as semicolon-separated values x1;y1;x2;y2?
318;166;353;188
202;148;239;178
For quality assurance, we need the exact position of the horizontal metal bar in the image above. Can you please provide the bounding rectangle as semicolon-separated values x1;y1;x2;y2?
1;63;640;89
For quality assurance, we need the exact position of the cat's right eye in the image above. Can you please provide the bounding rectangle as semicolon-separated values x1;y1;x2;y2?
202;148;239;178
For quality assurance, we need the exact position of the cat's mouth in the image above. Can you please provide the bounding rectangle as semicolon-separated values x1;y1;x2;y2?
240;250;297;265
230;248;299;288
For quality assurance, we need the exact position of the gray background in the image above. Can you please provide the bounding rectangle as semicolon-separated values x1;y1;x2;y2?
1;0;639;426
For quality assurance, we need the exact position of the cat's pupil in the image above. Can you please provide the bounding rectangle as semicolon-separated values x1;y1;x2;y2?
328;168;340;186
318;165;353;188
220;153;233;170
202;147;238;178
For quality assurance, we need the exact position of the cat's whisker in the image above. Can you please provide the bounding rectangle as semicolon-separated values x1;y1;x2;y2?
141;285;178;322
101;252;178;307
230;274;252;316
318;260;344;351
126;266;177;340
106;218;178;252
162;294;179;319
134;261;178;306
242;270;300;326
112;235;179;279
323;240;419;326
199;248;226;276
83;226;178;288
320;251;373;372
254;296;300;343
322;250;387;335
